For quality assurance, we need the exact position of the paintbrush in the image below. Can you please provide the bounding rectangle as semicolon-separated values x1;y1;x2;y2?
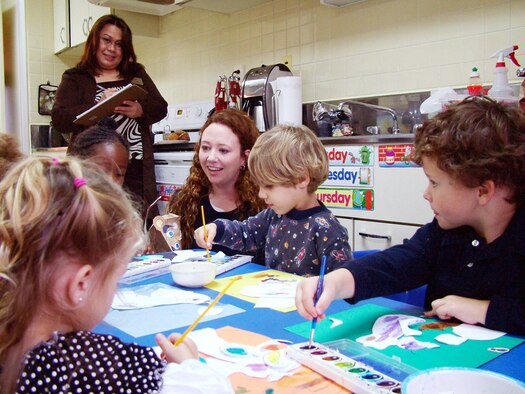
200;205;211;262
308;255;327;348
174;275;241;346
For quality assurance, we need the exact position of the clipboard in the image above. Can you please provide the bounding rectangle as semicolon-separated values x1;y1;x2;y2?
73;83;147;126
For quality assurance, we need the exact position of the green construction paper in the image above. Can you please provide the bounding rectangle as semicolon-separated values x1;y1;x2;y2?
285;303;523;370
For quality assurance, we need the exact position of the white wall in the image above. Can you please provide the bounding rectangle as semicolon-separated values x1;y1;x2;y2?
21;0;525;126
133;0;525;105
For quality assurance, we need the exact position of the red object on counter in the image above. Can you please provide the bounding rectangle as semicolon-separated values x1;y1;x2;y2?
215;77;227;111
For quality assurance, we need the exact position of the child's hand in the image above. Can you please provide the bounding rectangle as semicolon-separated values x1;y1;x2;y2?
424;295;489;325
155;333;199;364
295;276;327;321
194;224;217;249
295;269;356;321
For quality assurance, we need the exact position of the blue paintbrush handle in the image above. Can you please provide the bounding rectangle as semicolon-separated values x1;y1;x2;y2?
309;255;328;345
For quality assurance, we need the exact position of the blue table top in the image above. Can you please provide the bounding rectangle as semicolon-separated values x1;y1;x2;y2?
94;262;525;383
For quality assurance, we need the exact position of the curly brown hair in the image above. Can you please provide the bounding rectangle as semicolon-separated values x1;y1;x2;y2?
0;133;23;180
413;96;525;205
77;14;143;78
167;109;266;249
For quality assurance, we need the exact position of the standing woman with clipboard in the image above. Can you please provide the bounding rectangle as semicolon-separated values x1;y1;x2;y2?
52;14;167;222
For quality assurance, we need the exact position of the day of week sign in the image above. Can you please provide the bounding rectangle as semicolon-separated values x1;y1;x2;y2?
324;166;374;188
316;187;374;211
325;145;374;166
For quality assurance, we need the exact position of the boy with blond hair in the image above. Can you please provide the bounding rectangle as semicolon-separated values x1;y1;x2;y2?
194;124;352;276
296;97;525;335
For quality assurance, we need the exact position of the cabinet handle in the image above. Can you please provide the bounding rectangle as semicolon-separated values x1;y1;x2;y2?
88;16;93;31
83;18;88;36
60;27;65;44
358;232;392;240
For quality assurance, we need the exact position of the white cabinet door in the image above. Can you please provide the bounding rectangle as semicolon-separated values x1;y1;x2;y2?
53;0;69;53
353;220;420;251
70;0;109;48
87;3;110;32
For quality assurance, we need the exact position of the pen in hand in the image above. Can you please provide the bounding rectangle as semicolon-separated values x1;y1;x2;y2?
309;255;327;347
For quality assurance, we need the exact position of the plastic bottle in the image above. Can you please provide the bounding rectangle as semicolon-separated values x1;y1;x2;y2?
467;67;483;96
488;45;520;98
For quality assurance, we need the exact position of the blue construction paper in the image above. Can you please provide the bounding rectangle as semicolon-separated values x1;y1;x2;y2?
104;302;245;337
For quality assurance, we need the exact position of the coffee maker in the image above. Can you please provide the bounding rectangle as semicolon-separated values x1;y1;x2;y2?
241;63;292;131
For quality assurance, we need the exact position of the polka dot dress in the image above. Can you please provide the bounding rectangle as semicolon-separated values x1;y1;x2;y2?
16;331;166;393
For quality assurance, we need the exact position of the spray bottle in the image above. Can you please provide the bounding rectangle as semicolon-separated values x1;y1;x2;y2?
488;45;520;98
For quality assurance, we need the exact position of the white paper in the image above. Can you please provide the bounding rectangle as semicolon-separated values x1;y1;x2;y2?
188;328;300;381
112;283;210;309
452;324;506;340
275;76;302;126
435;333;468;346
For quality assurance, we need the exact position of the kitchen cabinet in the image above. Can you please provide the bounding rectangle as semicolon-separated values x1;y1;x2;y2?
69;0;109;48
53;0;69;54
352;220;419;251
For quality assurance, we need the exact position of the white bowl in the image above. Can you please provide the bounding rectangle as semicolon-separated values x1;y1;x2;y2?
169;261;217;288
403;367;525;394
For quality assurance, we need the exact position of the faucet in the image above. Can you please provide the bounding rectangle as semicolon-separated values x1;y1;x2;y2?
339;100;400;134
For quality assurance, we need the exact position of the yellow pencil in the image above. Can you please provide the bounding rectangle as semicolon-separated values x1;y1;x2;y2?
174;275;242;346
201;205;211;262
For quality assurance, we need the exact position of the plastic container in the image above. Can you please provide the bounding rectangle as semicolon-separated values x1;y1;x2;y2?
488;45;520;98
169;261;217;288
403;367;525;394
488;65;514;97
467;67;483;96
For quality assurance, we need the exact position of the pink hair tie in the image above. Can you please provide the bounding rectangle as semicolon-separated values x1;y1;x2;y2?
73;177;87;189
51;157;60;166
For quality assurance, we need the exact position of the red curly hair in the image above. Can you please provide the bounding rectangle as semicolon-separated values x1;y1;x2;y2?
167;109;266;249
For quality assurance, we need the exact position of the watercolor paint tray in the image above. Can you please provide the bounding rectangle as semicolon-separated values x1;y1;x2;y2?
120;256;172;284
287;340;418;394
214;254;253;275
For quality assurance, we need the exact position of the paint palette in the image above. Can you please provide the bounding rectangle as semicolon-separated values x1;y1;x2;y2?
120;255;172;284
287;339;418;394
214;254;253;275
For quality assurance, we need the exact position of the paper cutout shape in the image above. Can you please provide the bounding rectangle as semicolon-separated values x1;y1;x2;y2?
435;333;468;346
206;270;301;312
189;328;299;381
329;317;343;328
453;324;506;341
112;282;209;309
356;314;429;350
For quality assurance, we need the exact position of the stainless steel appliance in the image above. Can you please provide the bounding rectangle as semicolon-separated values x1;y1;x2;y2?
152;100;214;213
30;123;68;149
241;63;292;131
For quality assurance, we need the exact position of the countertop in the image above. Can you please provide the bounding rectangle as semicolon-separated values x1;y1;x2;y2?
153;133;415;153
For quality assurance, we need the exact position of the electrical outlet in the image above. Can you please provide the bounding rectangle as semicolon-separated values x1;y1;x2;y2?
282;55;293;68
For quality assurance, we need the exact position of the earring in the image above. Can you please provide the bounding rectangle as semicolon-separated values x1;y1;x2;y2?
240;164;246;171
